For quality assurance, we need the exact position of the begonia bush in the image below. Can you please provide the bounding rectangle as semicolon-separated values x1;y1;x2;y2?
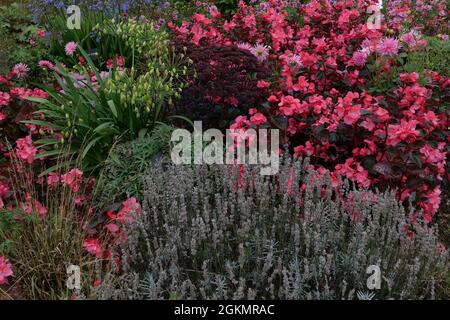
168;0;449;222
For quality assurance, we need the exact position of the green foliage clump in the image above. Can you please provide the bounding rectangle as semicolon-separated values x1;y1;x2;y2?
98;124;173;205
45;13;131;69
403;35;450;78
0;2;48;76
27;19;187;173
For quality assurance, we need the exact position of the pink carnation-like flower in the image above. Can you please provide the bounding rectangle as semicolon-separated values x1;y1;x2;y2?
0;256;13;285
61;168;83;193
376;37;400;56
47;172;59;187
250;43;270;62
236;42;252;52
23;197;47;220
64;41;78;56
38;60;55;70
12;63;29;78
351;51;368;67
15;135;37;164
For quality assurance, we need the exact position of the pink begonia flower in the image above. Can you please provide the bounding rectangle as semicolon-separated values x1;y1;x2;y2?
420;144;446;165
0;256;13;285
61;168;83;193
83;238;103;258
64;41;78;56
423;111;439;126
223;20;236;32
421;187;441;223
294;141;315;157
344;105;361;125
226;96;239;107
0;91;10;107
116;197;141;224
15;135;37;164
106;223;120;234
34;200;48;220
387;119;420;146
278;95;301;116
374;107;390;121
257;80;270;89
250;113;267;125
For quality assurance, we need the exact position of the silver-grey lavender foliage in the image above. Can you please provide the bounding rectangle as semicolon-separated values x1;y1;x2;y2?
95;159;449;300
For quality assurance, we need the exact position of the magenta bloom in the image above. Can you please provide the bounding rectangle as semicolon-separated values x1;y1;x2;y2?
61;168;83;193
236;42;252;52
250;43;270;62
38;60;55;70
376;37;400;56
12;63;29;78
15;135;37;164
351;51;368;67
0;91;10;107
64;41;78;56
0;256;13;285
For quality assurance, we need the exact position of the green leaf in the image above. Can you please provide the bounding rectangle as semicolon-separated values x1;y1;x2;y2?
107;99;118;118
81;136;104;159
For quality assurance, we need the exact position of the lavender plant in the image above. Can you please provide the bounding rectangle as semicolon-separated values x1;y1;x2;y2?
95;160;449;300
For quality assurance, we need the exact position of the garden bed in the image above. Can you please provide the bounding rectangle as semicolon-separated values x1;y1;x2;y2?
0;0;449;300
